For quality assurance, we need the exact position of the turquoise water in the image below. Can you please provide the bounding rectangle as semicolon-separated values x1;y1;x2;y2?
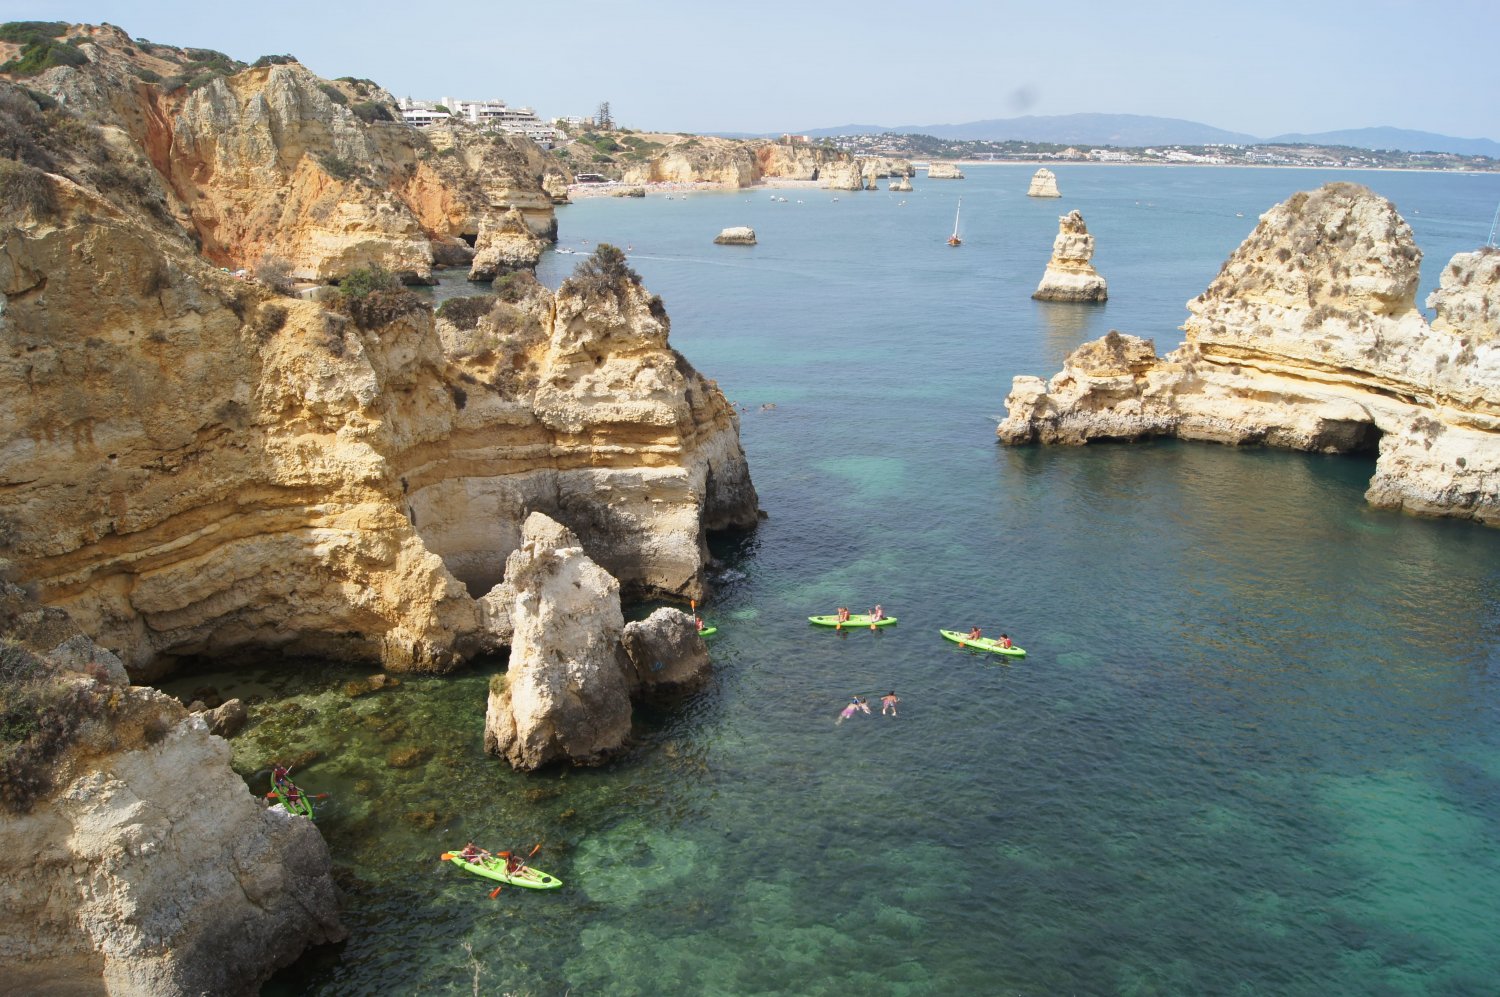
183;165;1500;995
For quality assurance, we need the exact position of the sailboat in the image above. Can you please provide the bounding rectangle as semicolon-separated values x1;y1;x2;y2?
947;198;962;246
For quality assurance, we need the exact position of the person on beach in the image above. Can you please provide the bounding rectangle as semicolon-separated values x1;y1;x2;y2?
999;633;1013;649
881;692;900;716
967;626;982;640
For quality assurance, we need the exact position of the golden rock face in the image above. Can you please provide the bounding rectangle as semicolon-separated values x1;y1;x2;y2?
1000;183;1500;526
0;51;757;680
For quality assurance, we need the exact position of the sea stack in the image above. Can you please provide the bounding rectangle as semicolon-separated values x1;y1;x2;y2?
714;226;757;245
998;182;1500;527
469;205;544;280
927;162;965;179
1032;210;1109;302
1028;168;1062;197
818;160;865;190
889;176;913;192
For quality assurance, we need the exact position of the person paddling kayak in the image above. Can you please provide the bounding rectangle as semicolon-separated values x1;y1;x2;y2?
967;626;982;640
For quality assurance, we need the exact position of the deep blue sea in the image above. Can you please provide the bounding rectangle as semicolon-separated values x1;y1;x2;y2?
179;165;1500;996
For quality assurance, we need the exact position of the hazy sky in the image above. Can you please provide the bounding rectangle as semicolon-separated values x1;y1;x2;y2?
13;0;1500;139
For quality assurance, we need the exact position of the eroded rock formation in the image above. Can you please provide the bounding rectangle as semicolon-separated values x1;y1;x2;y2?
2;70;758;681
1028;168;1061;197
0;585;343;995
469;206;543;281
7;24;556;284
889;176;913;192
819;160;865;191
714;226;757;245
927;162;965;179
998;183;1500;525
482;516;712;770
482;514;629;769
1032;209;1108;302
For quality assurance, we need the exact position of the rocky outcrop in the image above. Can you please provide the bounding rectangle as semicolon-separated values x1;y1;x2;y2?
610;186;647;197
927;162;965;179
998;183;1500;526
819;160;866;191
1028;168;1061;197
754;142;857;182
542;173;571;204
0;585;343;995
861;157;913;180
619;145;757;187
8;27;556;284
714;226;757;245
1;83;758;681
469;206;543;280
481;516;713;770
1032;210;1108;302
889;176;913;192
482;514;630;770
620;608;710;691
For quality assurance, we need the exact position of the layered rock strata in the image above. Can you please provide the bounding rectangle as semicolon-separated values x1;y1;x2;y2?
998;183;1500;525
714;227;757;245
482;515;712;770
889;176;913;192
2;77;758;680
927;163;965;179
1028;168;1061;197
1032;209;1108;302
0;585;343;995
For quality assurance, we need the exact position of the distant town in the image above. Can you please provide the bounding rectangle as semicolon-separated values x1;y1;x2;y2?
824;133;1499;172
388;97;1498;174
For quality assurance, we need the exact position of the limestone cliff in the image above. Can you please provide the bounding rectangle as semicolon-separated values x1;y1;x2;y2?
0;585;343;995
3;23;556;284
998;183;1500;526
2;76;758;681
1028;167;1061;197
557;130;862;188
1032;210;1108;302
927;162;965;179
819;160;866;191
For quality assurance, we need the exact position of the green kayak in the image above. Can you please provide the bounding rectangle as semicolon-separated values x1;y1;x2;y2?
269;779;316;820
940;630;1026;657
809;614;897;628
697;626;718;637
444;853;563;890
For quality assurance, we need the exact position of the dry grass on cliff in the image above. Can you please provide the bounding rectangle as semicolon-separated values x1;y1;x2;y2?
0;640;112;813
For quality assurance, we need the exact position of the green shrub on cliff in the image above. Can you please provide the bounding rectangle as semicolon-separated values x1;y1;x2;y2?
352;101;394;124
437;295;494;331
0;37;87;76
317;82;348;105
562;244;643;308
337;265;427;330
252;53;297;68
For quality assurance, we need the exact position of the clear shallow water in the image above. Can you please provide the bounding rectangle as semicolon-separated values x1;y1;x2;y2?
179;165;1500;995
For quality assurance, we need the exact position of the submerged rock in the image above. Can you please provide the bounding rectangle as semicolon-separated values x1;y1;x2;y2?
1032;210;1108;303
999;183;1500;526
1028;168;1062;197
620;608;710;691
714;226;757;246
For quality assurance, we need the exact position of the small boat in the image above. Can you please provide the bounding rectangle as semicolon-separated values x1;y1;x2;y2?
809;614;897;629
939;629;1025;657
442;852;563;890
269;776;316;820
697;626;718;637
947;198;962;246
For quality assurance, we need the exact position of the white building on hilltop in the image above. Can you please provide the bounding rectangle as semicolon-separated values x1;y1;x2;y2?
398;96;559;147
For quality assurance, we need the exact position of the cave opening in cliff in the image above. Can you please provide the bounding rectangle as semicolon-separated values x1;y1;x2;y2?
459;233;477;247
1346;422;1382;455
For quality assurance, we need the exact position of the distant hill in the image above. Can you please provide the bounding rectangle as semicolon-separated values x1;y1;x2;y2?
1265;127;1500;157
798;113;1498;155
